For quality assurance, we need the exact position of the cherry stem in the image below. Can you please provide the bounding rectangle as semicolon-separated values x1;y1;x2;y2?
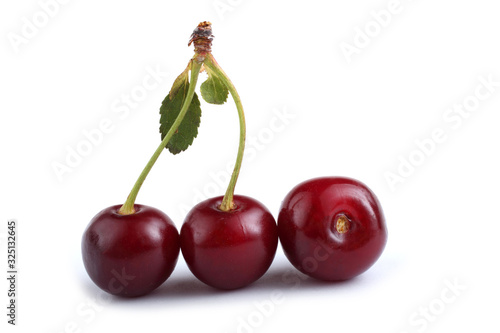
118;59;203;215
203;53;246;212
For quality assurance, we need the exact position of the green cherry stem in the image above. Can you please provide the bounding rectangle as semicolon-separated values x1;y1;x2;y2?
118;59;203;215
203;53;246;212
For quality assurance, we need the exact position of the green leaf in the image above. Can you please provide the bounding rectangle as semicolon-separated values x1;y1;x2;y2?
200;66;229;104
159;68;202;155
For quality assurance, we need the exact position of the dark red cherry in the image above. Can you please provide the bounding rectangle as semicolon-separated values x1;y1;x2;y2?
180;195;278;290
278;177;387;281
82;204;180;297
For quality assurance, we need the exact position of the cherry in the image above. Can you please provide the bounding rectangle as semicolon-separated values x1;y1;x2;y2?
278;177;387;281
177;23;278;289
81;25;205;297
180;195;278;290
82;205;179;297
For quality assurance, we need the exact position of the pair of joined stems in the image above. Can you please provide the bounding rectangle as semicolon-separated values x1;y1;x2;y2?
118;53;245;215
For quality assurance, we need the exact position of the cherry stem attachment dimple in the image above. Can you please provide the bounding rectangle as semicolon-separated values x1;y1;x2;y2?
336;214;351;234
118;59;203;215
203;53;246;212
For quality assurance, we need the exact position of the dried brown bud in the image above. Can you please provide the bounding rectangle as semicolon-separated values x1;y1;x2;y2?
188;21;213;61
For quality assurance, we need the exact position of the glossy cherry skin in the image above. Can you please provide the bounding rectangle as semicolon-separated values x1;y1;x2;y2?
278;177;387;281
82;204;180;297
180;195;278;290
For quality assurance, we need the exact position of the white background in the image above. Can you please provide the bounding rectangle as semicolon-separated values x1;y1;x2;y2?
1;0;499;332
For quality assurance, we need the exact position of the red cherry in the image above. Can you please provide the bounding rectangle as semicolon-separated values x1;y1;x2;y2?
82;204;180;297
278;177;387;281
180;195;278;290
